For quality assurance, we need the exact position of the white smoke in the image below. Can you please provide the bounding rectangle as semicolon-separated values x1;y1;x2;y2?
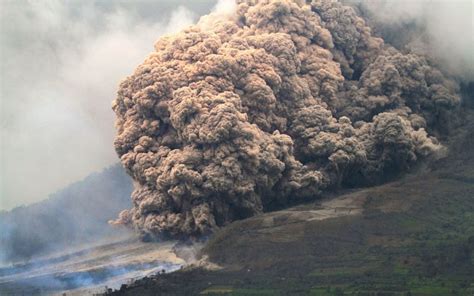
212;0;238;15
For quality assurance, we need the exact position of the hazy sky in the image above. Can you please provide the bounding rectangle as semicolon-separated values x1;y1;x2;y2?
0;0;218;210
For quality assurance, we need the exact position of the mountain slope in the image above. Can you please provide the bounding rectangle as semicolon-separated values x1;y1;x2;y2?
0;164;132;264
109;114;474;295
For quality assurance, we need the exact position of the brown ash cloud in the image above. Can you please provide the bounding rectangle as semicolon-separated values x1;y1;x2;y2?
111;0;460;239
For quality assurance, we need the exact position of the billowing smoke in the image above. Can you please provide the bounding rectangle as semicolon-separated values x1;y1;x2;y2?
112;0;460;239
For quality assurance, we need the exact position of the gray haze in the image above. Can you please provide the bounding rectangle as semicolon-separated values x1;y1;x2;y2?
0;0;217;210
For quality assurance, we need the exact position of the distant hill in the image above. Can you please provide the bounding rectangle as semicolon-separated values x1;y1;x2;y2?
0;164;132;264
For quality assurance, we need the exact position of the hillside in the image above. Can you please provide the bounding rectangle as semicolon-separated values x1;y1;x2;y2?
0;164;132;264
109;108;474;295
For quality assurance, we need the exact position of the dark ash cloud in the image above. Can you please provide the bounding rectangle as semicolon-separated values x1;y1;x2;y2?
111;0;461;238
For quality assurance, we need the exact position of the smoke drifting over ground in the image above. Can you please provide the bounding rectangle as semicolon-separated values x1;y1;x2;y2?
112;0;462;239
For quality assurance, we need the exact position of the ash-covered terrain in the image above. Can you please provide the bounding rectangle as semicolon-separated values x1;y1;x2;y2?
0;165;195;296
0;237;184;295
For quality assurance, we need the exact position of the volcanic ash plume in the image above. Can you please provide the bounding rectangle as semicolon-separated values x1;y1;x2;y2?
111;0;460;238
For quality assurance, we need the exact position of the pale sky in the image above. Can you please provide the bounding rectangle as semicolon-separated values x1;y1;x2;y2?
0;0;217;210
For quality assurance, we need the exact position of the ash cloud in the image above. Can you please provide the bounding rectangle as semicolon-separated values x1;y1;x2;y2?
112;0;461;239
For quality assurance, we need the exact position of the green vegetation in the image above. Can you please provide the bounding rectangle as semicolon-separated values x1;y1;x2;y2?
199;286;280;295
200;286;234;294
